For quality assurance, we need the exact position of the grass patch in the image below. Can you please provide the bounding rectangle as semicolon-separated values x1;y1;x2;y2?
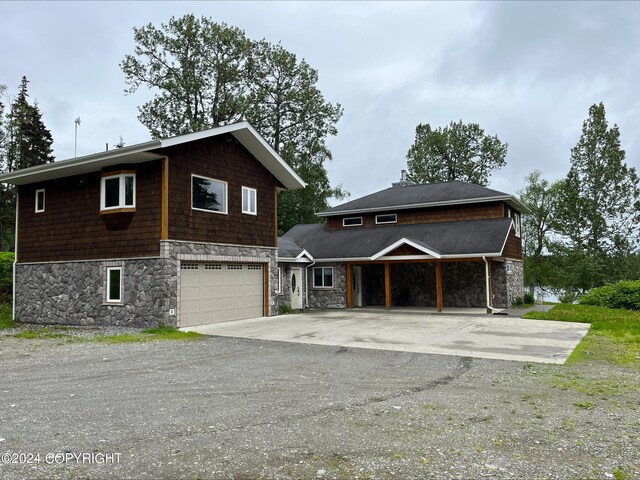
0;303;16;330
524;304;640;366
89;326;202;344
14;328;68;339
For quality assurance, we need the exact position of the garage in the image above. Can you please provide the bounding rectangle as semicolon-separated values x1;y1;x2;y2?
179;262;264;327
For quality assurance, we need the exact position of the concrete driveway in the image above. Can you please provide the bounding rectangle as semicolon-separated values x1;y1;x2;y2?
182;308;590;364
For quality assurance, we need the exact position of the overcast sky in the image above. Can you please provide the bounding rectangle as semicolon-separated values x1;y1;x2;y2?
2;1;638;202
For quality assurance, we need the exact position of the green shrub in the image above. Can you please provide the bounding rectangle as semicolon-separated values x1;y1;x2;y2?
523;292;535;305
278;304;294;315
580;280;640;310
512;296;524;307
559;290;578;304
0;252;14;304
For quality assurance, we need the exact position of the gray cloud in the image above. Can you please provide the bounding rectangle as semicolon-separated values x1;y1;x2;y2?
1;1;638;203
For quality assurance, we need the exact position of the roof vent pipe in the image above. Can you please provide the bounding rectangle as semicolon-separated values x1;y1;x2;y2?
392;169;413;188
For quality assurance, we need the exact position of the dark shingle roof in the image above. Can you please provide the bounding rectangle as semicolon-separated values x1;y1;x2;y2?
278;237;305;258
318;181;526;216
282;218;513;260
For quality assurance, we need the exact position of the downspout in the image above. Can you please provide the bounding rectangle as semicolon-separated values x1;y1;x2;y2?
12;191;18;320
482;256;501;314
304;261;316;309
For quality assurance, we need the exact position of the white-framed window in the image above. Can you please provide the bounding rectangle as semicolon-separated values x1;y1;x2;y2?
35;189;45;213
343;217;363;227
276;267;283;294
506;262;514;275
514;213;521;238
375;213;397;224
242;186;257;215
313;266;334;288
192;174;227;214
106;267;122;303
101;173;135;211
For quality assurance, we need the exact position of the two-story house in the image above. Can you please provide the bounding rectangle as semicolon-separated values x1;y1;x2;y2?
0;122;305;328
276;175;526;313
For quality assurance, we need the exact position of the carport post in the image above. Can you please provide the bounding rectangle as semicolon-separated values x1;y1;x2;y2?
435;261;443;312
384;262;392;310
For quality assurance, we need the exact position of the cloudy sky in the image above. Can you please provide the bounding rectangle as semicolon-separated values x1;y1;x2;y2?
1;1;638;201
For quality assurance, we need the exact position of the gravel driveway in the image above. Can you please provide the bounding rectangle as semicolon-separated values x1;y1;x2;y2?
0;335;638;479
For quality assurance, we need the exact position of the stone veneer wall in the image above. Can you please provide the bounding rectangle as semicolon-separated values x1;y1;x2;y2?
307;262;347;309
492;260;524;308
15;240;278;327
15;257;175;327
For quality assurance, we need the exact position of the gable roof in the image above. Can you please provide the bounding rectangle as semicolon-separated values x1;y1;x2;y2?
0;122;306;190
318;180;526;216
282;218;513;261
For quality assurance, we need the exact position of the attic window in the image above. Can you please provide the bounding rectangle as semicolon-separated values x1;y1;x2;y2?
343;217;363;227
101;172;135;212
514;213;521;238
375;213;397;225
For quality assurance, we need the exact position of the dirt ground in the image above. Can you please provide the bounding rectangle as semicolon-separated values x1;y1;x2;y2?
0;334;638;479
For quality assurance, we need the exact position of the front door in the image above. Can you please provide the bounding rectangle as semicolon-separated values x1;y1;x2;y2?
290;268;303;309
352;266;363;307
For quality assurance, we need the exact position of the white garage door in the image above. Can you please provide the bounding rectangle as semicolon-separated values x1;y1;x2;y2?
180;262;264;327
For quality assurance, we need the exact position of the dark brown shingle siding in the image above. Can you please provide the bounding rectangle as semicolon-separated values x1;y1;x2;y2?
18;161;162;263
161;134;277;247
327;202;504;230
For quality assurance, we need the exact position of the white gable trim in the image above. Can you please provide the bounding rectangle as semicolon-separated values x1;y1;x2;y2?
370;238;441;260
0;122;306;190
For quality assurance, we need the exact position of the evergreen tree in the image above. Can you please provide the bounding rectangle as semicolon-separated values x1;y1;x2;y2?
555;102;640;292
0;77;55;250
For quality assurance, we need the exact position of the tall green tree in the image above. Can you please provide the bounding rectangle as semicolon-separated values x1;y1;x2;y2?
406;121;508;186
121;15;345;233
245;41;344;233
0;77;55;250
555;102;640;292
518;170;563;290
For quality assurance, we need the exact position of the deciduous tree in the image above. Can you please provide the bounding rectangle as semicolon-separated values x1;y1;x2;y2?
406;121;507;186
121;15;345;232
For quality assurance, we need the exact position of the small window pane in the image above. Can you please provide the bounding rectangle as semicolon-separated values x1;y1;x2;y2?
35;190;45;212
108;268;121;302
323;268;333;287
314;268;323;287
242;187;256;214
104;178;120;208
343;217;362;227
193;176;226;212
376;214;397;224
124;176;134;206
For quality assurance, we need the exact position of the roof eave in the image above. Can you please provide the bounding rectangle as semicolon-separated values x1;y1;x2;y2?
317;195;529;217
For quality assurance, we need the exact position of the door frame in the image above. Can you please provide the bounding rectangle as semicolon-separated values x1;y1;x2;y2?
352;265;363;307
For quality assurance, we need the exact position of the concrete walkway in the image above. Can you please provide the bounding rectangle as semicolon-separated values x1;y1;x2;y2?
182;308;590;364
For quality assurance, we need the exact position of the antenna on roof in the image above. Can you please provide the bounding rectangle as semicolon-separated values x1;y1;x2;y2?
74;117;81;158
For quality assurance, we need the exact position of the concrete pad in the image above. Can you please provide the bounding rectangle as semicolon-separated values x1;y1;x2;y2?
182;309;590;364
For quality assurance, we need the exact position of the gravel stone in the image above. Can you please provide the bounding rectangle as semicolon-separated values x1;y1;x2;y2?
0;335;638;479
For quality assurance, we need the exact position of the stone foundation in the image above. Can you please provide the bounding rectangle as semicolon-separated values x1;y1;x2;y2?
15;240;278;327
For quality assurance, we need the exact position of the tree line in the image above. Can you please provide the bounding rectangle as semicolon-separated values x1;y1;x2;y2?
0;77;55;250
403;104;640;299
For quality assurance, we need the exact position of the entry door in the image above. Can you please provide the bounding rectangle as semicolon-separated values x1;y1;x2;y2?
352;266;363;307
290;268;303;309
